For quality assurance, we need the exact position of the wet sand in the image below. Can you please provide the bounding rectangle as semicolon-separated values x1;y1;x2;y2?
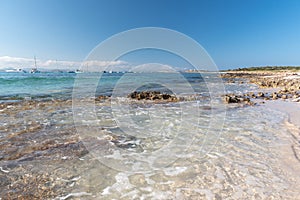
265;101;300;197
265;100;300;129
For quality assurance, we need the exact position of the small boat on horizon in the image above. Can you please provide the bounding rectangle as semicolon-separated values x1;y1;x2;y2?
30;68;40;73
68;69;83;73
5;68;26;73
75;69;83;73
30;56;40;74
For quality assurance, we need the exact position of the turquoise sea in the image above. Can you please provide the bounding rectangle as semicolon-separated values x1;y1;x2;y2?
0;72;211;100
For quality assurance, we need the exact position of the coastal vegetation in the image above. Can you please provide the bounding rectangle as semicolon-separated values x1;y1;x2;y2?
225;66;300;72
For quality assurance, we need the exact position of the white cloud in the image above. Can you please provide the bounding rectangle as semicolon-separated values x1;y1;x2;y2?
0;56;33;63
0;56;185;72
0;56;33;68
129;63;180;72
0;56;129;71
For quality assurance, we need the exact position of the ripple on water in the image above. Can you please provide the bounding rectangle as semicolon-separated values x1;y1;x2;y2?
92;104;299;199
1;98;299;199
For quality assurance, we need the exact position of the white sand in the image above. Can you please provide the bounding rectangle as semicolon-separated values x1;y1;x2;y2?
264;100;300;192
264;100;300;128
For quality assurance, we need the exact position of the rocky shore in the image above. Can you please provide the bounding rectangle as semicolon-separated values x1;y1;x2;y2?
221;71;300;104
97;91;204;103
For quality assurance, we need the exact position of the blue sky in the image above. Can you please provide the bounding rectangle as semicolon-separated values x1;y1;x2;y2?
0;0;300;70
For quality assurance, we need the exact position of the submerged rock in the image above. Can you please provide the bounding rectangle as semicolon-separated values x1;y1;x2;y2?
223;94;252;105
95;95;110;101
128;91;178;102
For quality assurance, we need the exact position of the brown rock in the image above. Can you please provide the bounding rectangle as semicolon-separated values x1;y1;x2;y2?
128;91;178;102
224;95;240;103
223;94;252;104
257;92;264;98
95;95;110;101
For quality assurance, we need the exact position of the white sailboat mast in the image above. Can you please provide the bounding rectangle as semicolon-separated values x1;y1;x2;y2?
34;56;37;69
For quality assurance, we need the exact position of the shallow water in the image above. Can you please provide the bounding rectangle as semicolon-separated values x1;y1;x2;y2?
0;72;299;199
75;104;299;199
0;72;209;100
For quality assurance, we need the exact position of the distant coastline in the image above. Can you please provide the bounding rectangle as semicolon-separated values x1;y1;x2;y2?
223;66;300;72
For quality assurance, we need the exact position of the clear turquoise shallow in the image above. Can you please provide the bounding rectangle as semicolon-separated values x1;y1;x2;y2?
0;72;210;100
0;72;75;100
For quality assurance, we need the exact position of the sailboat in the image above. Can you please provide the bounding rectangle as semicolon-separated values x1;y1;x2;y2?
30;56;40;73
